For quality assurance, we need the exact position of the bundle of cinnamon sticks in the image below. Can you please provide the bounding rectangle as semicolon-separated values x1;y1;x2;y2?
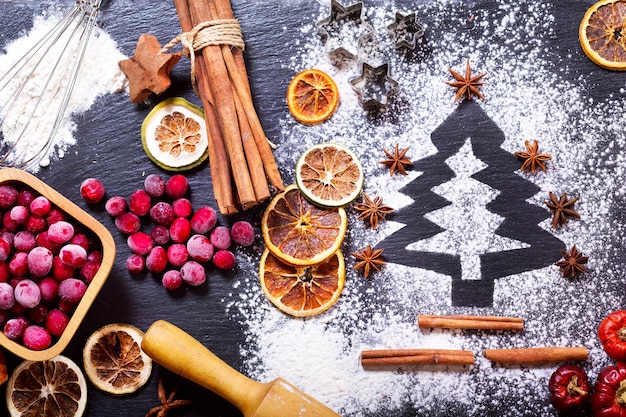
173;0;284;214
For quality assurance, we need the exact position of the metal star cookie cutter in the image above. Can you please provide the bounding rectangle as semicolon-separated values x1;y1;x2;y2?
387;11;424;50
349;62;399;111
316;0;375;66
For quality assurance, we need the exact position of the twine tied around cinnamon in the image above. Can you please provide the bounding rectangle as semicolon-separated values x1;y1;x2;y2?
161;18;244;95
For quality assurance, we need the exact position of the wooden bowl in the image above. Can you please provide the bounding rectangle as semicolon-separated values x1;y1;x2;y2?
0;168;115;361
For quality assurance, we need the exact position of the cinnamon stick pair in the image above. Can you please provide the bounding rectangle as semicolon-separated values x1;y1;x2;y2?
173;0;283;214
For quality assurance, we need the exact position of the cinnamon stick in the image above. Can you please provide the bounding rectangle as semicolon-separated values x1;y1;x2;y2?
361;348;475;367
483;347;588;364
418;314;524;331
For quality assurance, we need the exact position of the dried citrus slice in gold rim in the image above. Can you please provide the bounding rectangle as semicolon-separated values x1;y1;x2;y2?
287;69;339;125
6;355;87;417
295;142;364;207
262;184;347;266
83;323;152;395
580;0;626;70
259;248;345;317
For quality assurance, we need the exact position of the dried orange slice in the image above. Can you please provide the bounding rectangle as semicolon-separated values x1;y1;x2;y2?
261;184;347;266
83;323;152;395
259;248;345;317
295;142;364;207
141;97;209;171
287;69;339;125
580;0;626;70
6;355;87;417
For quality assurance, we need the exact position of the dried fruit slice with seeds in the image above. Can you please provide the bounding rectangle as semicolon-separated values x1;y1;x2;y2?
141;97;209;171
261;184;347;266
580;0;626;70
287;69;339;125
295;142;364;207
6;355;87;417
259;248;345;317
83;323;152;395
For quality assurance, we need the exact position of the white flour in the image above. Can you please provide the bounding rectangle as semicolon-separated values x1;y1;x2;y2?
0;7;127;171
228;1;626;416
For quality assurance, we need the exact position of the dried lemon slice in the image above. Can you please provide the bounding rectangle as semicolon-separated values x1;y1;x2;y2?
141;97;209;171
83;323;152;395
295;142;364;207
259;248;345;317
580;0;626;70
6;355;87;417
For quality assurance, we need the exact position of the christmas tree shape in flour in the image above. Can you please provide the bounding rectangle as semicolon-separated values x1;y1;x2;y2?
378;100;564;307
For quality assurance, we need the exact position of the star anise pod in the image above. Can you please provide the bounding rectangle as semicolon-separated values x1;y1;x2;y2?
352;245;385;278
555;245;588;278
445;59;486;102
146;379;192;417
380;144;412;176
354;193;394;229
514;140;552;173
545;192;581;229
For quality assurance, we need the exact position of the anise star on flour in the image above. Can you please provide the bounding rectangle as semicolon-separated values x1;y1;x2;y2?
145;379;192;417
380;144;412;176
352;245;385;278
445;59;486;102
514;140;552;173
555;245;589;278
545;192;581;229
119;34;182;103
354;193;394;229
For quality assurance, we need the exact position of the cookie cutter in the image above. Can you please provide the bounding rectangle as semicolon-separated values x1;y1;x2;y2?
387;11;424;50
349;62;399;111
316;0;375;65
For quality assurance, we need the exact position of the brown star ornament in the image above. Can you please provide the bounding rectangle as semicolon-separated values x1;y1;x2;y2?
118;34;181;103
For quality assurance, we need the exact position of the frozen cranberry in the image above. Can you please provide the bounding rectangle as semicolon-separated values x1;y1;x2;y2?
0;262;9;283
210;226;231;250
17;189;36;207
1;232;14;246
4;316;28;340
3;211;20;233
0;282;14;309
129;189;151;217
213;249;236;270
8;301;26;315
9;252;29;276
151;225;170;246
115;212;141;234
167;243;189;267
23;325;51;350
48;221;75;244
79;261;100;283
165;174;188;199
187;234;214;262
0;237;11;262
127;232;153;256
0;185;18;209
70;233;90;251
144;174;165;197
27;246;53;277
14;231;36;252
191;206;217;234
146;246;167;274
150;202;175;225
35;232;60;253
126;254;145;274
230;221;255;247
15;279;41;308
162;270;183;291
0;310;8;326
86;249;103;264
10;205;29;224
172;198;193;218
38;277;59;303
170;217;191;243
80;178;106;204
58;278;87;304
27;304;48;324
45;208;66;225
52;256;74;280
58;299;76;314
45;309;69;337
180;261;206;286
30;196;51;216
59;244;87;268
24;214;46;234
105;196;127;217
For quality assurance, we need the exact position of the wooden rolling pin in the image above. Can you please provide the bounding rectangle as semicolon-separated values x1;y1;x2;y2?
142;320;341;417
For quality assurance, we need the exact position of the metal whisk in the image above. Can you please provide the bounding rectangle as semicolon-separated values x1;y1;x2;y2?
0;0;102;171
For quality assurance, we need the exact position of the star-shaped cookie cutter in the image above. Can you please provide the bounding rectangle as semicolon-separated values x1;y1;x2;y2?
349;62;399;111
316;0;375;65
387;12;424;50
